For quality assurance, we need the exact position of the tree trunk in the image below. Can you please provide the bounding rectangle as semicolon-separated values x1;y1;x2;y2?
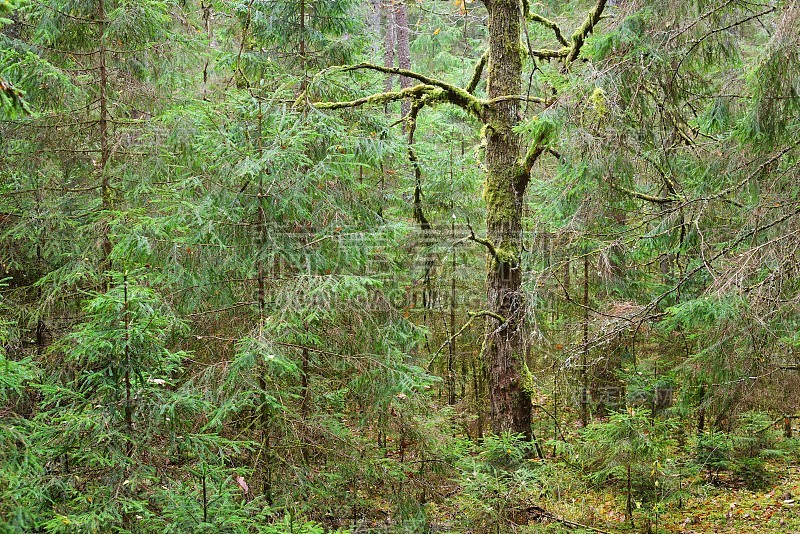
484;0;531;438
394;1;411;118
383;0;395;95
98;0;112;280
368;0;382;57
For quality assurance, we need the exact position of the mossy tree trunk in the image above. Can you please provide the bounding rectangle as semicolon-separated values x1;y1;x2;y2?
314;0;607;439
483;0;531;438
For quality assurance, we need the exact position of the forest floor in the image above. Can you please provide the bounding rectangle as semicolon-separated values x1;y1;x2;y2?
523;463;800;533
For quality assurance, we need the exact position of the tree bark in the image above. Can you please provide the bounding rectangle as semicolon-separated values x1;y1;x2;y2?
484;0;531;438
394;1;412;119
383;1;395;95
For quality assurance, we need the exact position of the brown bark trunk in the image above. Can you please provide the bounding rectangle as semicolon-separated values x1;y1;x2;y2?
383;0;395;95
369;0;382;57
484;0;531;438
98;0;111;280
581;254;589;427
394;1;411;118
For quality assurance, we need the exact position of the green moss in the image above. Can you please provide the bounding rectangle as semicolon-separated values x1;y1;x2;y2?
494;244;519;266
482;179;517;224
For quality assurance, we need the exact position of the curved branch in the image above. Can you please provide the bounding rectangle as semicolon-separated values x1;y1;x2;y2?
530;47;570;60
566;0;608;65
465;221;499;262
407;99;431;230
467;50;489;94
516;144;546;192
529;12;569;47
313;84;441;110
606;181;676;204
329;62;484;117
468;310;508;323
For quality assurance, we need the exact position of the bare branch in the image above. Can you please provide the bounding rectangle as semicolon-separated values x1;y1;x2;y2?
465;221;499;262
468;310;508;323
604;177;676;204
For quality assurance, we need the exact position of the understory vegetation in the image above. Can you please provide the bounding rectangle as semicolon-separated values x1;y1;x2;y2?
1;0;800;532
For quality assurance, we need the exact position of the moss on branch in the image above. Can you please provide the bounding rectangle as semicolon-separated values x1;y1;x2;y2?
331;62;484;118
530;47;570;60
313;84;442;111
528;12;569;46
486;94;547;106
466;223;499;262
312;61;551;118
467;51;489;94
515;144;545;192
566;0;607;65
524;1;607;64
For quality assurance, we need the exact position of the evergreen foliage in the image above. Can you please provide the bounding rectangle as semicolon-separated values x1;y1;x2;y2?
1;0;799;530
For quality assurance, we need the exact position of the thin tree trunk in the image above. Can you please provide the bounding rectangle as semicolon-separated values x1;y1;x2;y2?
448;203;457;406
383;0;395;95
255;102;273;504
483;0;531;438
368;0;382;57
123;272;133;456
201;1;212;100
394;1;411;119
98;0;112;279
299;0;307;89
581;254;589;427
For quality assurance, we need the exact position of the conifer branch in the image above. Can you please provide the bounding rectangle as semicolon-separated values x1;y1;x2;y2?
708;138;800;202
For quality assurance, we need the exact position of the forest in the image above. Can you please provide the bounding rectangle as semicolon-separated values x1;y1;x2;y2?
1;0;800;532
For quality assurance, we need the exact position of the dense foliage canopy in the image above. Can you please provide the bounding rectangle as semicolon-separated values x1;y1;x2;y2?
1;0;799;532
